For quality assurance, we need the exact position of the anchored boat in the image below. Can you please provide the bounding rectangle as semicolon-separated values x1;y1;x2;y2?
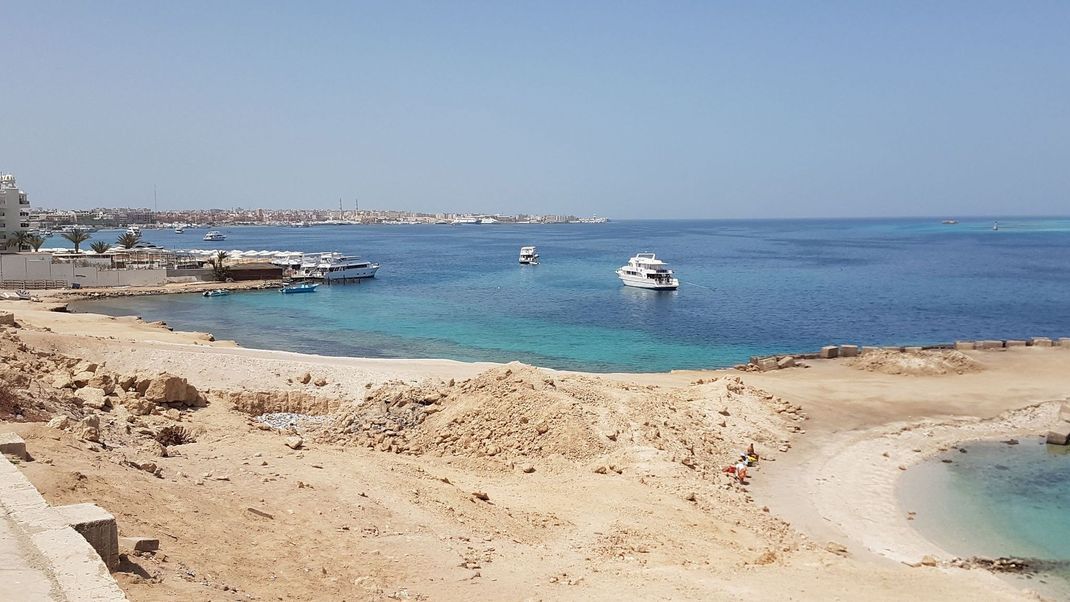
281;282;320;294
519;246;539;265
616;253;679;290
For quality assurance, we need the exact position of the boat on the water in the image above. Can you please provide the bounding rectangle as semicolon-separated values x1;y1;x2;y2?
202;289;230;297
203;231;226;241
297;253;379;281
175;225;186;233
942;219;958;224
280;282;320;294
519;246;539;265
993;221;999;231
616;253;679;290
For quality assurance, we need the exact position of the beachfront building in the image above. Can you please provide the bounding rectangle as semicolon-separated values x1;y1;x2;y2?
0;174;32;253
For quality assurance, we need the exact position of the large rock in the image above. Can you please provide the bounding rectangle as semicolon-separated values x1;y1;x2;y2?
71;371;96;388
143;373;200;404
74;387;109;410
123;395;155;416
1046;425;1070;446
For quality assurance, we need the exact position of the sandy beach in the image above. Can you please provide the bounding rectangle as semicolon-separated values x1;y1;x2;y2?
2;287;1068;601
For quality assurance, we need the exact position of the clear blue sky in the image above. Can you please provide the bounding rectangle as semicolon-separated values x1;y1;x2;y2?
3;2;1068;218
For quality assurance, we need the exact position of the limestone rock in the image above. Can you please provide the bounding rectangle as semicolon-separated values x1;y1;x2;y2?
71;371;96;388
284;435;304;450
47;415;70;430
74;387;109;410
313;377;328;387
298;372;312;384
123;395;155;416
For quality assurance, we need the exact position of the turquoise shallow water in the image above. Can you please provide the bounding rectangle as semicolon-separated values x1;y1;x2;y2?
898;439;1070;595
69;217;1070;372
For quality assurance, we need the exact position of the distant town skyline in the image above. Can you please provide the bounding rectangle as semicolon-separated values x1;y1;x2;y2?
3;3;1069;218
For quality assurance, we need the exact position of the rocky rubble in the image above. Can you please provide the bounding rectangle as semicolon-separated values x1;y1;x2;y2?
312;363;807;476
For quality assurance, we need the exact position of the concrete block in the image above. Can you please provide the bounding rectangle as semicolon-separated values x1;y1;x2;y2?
1047;425;1070;446
1031;337;1053;347
839;345;859;358
119;536;159;552
954;341;976;350
756;357;778;371
819;346;838;359
883;346;903;352
0;432;28;460
978;340;1003;350
54;503;119;569
904;346;923;353
776;356;796;369
1005;340;1027;348
0;312;14;326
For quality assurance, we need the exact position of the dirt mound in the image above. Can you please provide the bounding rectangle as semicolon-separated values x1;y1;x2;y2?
847;349;983;376
314;362;807;471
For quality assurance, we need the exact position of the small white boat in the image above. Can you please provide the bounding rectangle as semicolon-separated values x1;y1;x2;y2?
203;231;226;241
519;246;539;265
175;225;186;233
202;289;230;297
992;221;999;231
0;289;31;300
616;253;679;290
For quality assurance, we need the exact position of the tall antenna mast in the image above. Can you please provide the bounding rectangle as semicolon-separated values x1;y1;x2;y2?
154;184;158;212
355;197;359;212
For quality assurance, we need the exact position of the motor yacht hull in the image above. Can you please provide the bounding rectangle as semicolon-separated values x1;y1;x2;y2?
616;271;679;290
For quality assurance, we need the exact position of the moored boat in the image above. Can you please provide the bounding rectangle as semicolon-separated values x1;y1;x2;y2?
519;246;539;265
616;253;679;290
203;231;226;241
281;282;320;294
202;289;230;297
297;253;379;281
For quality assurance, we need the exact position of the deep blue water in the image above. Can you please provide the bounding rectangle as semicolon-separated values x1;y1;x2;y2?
899;439;1070;596
69;217;1070;372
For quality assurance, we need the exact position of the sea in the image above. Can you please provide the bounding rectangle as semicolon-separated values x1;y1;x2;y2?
898;439;1070;597
67;217;1070;373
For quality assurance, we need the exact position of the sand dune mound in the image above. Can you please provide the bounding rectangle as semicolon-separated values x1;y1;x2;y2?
316;362;806;470
847;349;983;376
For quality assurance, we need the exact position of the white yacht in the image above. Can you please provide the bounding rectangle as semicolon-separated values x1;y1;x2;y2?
616;253;679;290
203;231;226;241
298;252;380;281
126;226;142;236
519;246;539;265
174;224;186;233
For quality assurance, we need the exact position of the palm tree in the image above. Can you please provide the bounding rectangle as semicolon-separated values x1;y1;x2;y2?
60;228;91;254
27;234;45;252
116;231;141;249
5;230;33;251
207;251;230;281
90;241;112;254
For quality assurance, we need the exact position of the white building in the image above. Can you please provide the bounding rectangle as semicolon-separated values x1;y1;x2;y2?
0;174;31;252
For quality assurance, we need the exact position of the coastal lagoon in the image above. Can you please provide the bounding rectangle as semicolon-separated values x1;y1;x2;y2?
71;217;1070;372
898;439;1070;596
